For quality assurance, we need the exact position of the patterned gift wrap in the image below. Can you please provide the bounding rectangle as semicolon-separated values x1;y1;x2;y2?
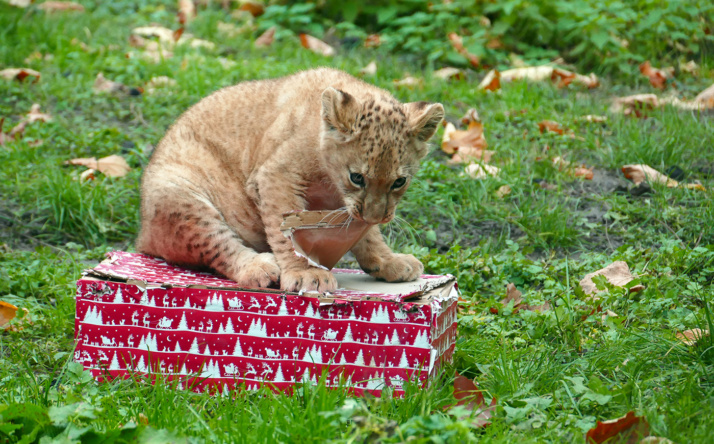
74;251;458;396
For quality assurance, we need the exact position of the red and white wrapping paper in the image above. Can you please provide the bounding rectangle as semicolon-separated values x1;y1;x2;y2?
75;251;458;396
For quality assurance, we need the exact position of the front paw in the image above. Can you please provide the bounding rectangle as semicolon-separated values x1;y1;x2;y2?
365;253;424;283
281;267;337;293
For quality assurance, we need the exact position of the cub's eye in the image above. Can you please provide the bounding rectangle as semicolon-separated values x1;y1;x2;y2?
350;172;365;187
391;177;407;189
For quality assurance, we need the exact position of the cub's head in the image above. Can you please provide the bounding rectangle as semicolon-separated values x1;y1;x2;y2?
319;87;444;225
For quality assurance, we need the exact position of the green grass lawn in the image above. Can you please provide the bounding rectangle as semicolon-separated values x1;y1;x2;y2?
2;1;714;442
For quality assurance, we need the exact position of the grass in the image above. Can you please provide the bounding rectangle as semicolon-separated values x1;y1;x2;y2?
2;1;714;442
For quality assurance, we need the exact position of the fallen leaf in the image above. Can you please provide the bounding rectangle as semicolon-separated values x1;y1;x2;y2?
8;120;28;139
447;33;479;68
639;61;673;90
639;438;675;444
553;156;594;180
433;67;463;81
238;0;264;17
93;73;133;95
442;119;490;163
254;27;275;48
460;109;480;126
465;163;500;179
189;38;215;50
8;0;32;7
217;57;237;69
38;1;84;12
359;61;377;76
364;34;380;48
676;328;710;346
679;60;699;76
693;83;714;109
610;94;659;117
486;37;503;49
79;168;96;181
299;34;335;57
177;0;196;24
586;411;650;444
580;115;608;123
26;103;52;123
137;413;149;425
393;76;422;89
495;185;511;198
145;76;177;94
621;164;678;187
498;66;599;88
0;68;41;82
538;120;564;135
579;261;645;296
0;301;18;328
66;155;131;178
446;373;496;428
477;70;500;91
490;283;551;314
132;26;183;45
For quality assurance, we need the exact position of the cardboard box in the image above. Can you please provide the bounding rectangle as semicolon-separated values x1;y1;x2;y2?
75;251;458;396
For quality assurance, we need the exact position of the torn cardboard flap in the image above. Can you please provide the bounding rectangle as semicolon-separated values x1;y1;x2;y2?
280;210;372;269
85;251;454;303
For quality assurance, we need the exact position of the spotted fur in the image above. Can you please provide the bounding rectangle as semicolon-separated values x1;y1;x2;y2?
137;68;444;292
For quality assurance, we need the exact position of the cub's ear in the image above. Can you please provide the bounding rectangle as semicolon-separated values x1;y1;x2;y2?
405;102;445;142
321;87;361;134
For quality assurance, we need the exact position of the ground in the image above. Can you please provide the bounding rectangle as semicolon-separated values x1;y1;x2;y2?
1;2;714;443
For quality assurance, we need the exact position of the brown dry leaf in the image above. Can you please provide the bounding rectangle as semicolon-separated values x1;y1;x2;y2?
364;34;381;48
621;164;678;187
447;32;479;68
433;67;463;81
676;328;710;346
538;120;564;135
478;70;500;91
0;301;19;328
490;283;550;314
238;0;264;17
79;168;97;182
499;66;599;88
579;261;645;296
299;34;335;57
38;1;84;12
639;61;672;90
93;73;130;94
442;119;487;155
461;109;480;126
553;156;594;180
465;163;500;180
611;94;660;117
359;61;377;76
445;373;496;428
26;104;52;123
679;60;699;76
137;413;149;426
693;83;714;109
8;120;28;139
393;76;422;89
66;155;131;178
254;27;275;48
586;411;650;444
0;68;41;83
177;0;196;24
495;185;511;198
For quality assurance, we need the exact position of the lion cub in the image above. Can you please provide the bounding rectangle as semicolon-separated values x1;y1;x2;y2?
137;68;444;293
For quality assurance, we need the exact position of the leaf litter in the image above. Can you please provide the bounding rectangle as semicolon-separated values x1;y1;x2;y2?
65;155;131;178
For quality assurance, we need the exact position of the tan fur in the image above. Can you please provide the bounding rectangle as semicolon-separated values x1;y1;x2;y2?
137;68;444;292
